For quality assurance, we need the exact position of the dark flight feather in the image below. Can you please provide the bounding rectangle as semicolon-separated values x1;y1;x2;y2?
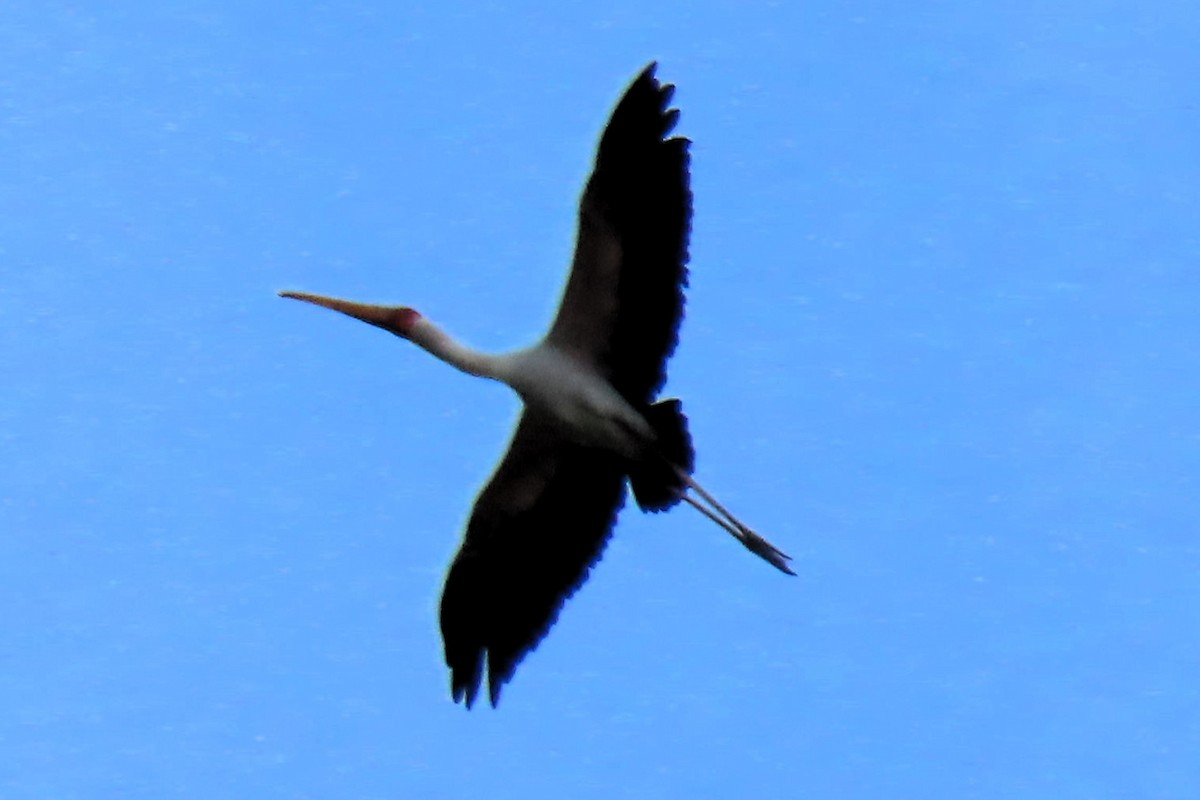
440;413;626;707
440;63;694;706
546;61;692;405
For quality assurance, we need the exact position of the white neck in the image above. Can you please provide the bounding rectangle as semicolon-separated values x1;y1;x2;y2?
409;317;503;381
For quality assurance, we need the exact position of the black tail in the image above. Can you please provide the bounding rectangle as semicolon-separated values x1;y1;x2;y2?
630;399;695;512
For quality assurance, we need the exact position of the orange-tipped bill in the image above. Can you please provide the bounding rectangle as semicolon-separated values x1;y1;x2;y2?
279;291;421;338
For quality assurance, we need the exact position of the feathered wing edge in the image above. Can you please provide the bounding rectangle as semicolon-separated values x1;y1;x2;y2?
439;63;695;708
546;62;693;406
439;413;627;707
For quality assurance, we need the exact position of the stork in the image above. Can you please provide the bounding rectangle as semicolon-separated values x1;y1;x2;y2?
281;62;792;708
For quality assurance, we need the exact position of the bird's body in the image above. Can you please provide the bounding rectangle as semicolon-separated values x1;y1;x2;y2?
504;344;655;458
281;63;791;708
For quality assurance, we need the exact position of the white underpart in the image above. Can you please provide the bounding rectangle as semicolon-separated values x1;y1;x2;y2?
408;317;652;459
501;344;653;457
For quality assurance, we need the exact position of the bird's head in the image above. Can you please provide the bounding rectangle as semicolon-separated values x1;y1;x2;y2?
279;291;423;339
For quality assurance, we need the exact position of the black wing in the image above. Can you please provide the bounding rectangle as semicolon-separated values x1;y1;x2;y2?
439;64;691;707
439;412;626;707
545;62;692;405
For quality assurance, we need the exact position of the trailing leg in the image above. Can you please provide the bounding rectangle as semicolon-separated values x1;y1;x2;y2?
677;475;794;575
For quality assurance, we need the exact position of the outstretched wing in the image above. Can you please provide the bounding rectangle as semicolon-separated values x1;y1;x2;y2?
545;62;692;405
439;412;627;707
439;64;690;707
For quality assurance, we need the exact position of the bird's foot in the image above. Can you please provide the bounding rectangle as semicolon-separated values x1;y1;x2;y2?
735;526;795;576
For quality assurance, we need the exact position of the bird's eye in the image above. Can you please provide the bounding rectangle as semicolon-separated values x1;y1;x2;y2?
391;307;422;336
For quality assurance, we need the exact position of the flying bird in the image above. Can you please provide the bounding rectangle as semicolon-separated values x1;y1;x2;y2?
281;62;792;708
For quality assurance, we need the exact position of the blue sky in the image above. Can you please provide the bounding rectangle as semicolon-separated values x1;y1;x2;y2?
3;2;1199;797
